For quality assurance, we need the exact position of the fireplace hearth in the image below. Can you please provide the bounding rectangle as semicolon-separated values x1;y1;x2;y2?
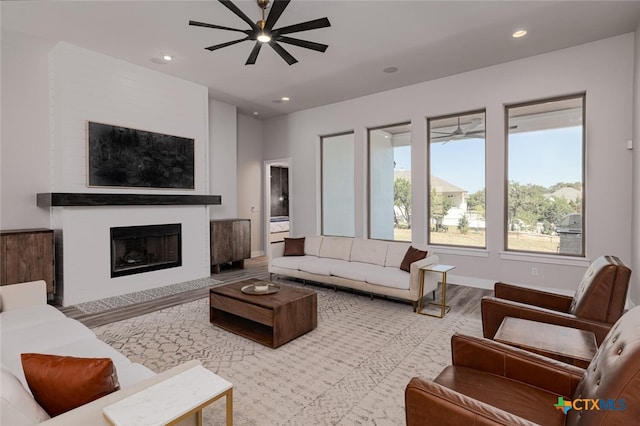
111;224;182;277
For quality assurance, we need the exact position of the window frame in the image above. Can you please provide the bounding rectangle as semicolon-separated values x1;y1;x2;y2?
427;109;487;249
503;93;586;257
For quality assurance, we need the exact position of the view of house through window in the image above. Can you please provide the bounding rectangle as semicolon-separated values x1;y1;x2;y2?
321;132;355;237
368;122;412;241
428;111;486;248
506;95;584;255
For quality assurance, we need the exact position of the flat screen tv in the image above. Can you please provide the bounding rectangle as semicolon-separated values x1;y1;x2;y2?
87;122;195;189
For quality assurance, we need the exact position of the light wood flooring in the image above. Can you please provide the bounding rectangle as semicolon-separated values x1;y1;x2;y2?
59;257;492;327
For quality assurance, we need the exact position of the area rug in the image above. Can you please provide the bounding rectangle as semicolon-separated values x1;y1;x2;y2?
92;280;483;425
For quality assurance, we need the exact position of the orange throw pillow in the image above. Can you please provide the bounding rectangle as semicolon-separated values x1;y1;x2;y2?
283;237;305;256
21;353;120;417
400;246;428;272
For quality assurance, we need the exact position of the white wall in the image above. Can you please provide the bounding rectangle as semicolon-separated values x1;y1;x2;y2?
1;32;54;229
632;26;640;305
263;34;636;297
369;130;394;240
237;113;264;255
209;99;237;219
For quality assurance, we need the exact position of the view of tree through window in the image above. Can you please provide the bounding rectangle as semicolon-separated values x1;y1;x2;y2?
506;95;584;255
428;111;486;248
368;123;411;241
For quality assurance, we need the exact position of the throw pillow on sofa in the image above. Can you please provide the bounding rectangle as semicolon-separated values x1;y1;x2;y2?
283;237;305;256
400;246;428;272
21;353;120;417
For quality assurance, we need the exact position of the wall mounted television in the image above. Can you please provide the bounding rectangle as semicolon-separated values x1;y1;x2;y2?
87;121;195;189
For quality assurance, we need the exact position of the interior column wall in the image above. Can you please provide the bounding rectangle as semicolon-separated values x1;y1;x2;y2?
0;32;54;229
209;99;237;219
632;26;640;305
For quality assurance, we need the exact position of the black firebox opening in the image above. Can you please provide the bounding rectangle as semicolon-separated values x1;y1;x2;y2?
110;224;182;278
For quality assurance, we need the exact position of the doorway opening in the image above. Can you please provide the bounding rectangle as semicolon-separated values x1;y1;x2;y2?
264;159;292;247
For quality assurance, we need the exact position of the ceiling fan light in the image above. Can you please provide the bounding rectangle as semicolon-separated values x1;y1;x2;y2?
257;33;271;43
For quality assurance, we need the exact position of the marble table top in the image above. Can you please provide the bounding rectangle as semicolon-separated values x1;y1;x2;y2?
103;365;232;426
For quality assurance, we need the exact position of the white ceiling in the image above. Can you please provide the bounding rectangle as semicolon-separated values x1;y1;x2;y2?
3;1;640;119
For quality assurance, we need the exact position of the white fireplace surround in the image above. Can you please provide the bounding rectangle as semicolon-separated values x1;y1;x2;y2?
48;43;213;306
53;206;210;306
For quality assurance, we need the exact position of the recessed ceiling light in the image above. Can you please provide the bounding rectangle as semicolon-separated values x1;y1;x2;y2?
162;54;173;61
281;97;290;101
512;29;527;38
253;111;259;116
383;66;399;73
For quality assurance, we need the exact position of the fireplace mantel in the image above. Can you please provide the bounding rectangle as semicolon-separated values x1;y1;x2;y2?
37;193;222;208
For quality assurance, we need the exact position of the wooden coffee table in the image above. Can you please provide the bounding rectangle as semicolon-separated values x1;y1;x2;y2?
494;317;597;368
209;279;317;348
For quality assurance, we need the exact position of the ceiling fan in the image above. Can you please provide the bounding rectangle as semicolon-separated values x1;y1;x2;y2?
189;0;330;65
432;117;484;143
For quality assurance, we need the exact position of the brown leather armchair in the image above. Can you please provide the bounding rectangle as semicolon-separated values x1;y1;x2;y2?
482;255;630;344
405;306;640;425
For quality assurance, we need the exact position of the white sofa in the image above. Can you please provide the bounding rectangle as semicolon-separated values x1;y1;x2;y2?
269;236;440;309
0;280;201;426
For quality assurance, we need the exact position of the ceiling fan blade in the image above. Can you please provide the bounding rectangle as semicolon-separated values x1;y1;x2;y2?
269;41;298;65
205;37;249;51
218;0;259;31
188;20;248;34
274;17;330;35
276;36;328;52
264;0;290;31
245;42;263;65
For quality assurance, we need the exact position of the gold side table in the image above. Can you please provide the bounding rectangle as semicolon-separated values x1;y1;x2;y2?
418;264;456;318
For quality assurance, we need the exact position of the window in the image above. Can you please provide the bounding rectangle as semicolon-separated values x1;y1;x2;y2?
428;111;486;248
506;94;585;256
321;132;355;237
368;122;412;241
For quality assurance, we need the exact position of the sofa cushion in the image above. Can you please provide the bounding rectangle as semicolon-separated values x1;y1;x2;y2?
400;246;428;272
304;236;323;256
21;353;120;417
319;237;353;261
0;304;66;333
1;318;96;371
114;363;156;389
271;254;316;271
351;239;388;266
329;261;372;282
1;367;50;426
299;258;345;276
385;242;412;268
365;267;411;290
283;237;305;256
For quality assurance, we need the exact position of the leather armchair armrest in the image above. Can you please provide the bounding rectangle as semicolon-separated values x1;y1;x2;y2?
481;296;612;344
450;334;584;398
405;377;538;426
494;282;573;312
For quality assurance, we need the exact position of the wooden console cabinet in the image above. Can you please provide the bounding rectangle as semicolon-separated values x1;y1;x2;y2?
210;219;250;273
0;229;55;294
